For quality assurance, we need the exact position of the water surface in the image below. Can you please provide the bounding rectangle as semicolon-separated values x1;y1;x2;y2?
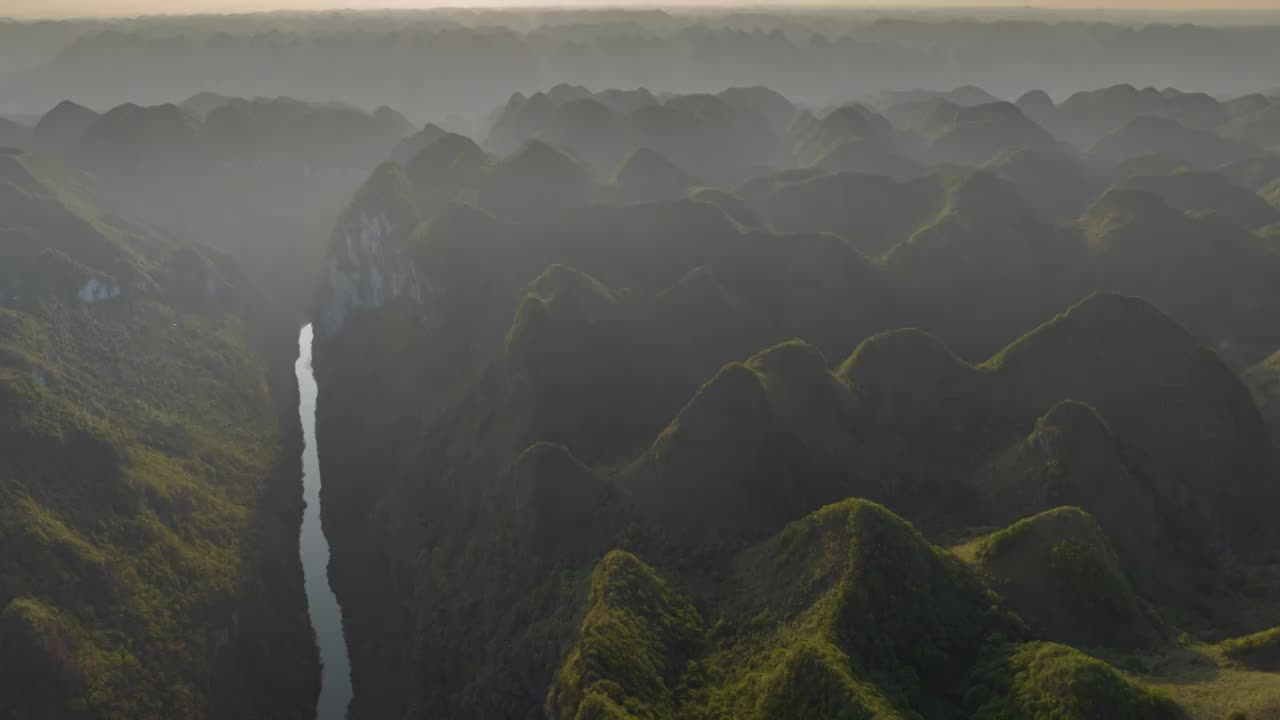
296;324;352;720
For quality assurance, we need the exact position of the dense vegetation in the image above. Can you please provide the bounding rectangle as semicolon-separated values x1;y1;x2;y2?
306;74;1280;720
4;8;1280;719
0;150;318;718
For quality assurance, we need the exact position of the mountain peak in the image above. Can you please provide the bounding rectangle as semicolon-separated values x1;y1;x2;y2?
404;132;487;189
839;327;975;390
33;100;100;148
967;506;1166;650
989;292;1272;545
508;442;611;556
1016;89;1055;118
613;146;696;202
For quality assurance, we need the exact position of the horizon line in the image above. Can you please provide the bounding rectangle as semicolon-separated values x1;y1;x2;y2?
7;3;1280;23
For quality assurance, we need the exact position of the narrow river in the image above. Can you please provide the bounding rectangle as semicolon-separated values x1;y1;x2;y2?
296;324;353;720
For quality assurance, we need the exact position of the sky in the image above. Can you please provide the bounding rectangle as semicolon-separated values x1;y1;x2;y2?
5;0;1280;19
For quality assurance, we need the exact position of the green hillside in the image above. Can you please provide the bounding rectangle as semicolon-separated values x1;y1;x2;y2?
0;149;317;720
9;13;1280;715
959;508;1166;651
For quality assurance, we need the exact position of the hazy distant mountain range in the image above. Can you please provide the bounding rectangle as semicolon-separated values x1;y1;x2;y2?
3;10;1280;121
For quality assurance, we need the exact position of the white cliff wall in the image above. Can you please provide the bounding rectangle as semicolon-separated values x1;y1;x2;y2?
317;208;428;338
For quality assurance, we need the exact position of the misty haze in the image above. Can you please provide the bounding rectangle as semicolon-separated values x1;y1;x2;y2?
3;4;1280;720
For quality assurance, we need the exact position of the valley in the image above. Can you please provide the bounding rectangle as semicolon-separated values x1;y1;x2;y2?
3;8;1280;720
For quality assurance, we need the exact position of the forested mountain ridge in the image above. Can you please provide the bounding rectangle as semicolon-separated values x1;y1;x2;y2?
0;148;318;719
4;11;1280;714
0;94;415;322
308;80;1280;719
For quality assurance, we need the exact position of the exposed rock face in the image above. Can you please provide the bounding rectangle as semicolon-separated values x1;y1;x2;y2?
77;276;120;304
318;209;425;337
314;163;435;339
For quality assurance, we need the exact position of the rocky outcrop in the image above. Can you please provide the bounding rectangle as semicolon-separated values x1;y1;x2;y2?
76;276;121;304
315;165;429;338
